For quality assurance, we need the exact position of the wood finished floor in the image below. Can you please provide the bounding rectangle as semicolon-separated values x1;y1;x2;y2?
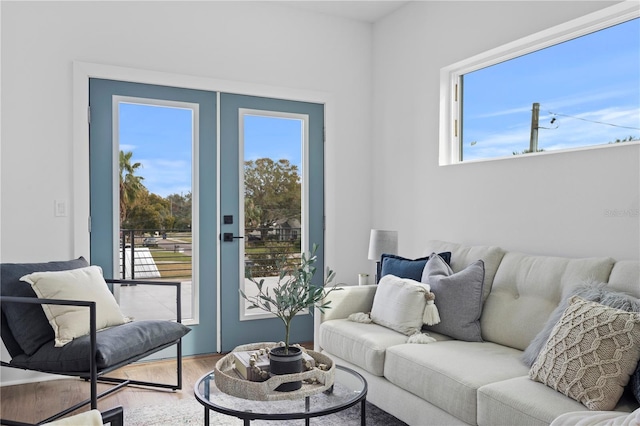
1;342;314;425
1;353;222;424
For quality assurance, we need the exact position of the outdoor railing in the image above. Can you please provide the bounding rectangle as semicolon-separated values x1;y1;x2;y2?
119;227;301;280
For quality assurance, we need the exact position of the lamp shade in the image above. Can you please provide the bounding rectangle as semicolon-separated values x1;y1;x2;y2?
367;229;398;260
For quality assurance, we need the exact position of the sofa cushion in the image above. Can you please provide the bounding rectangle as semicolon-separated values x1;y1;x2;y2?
370;274;432;335
422;254;485;342
423;240;505;301
9;319;190;372
1;258;90;356
380;252;451;281
481;252;615;351
478;376;591;426
318;319;407;376
607;260;640;403
384;341;529;424
478;376;639;426
608;260;640;297
550;407;640;426
21;266;128;347
529;296;640;411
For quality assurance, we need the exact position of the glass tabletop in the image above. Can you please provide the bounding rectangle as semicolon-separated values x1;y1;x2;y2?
194;365;367;421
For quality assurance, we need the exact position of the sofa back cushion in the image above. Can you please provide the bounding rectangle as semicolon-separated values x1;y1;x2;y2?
481;252;615;350
608;260;640;296
423;240;505;302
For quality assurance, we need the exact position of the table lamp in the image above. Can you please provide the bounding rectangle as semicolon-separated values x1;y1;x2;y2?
367;229;398;283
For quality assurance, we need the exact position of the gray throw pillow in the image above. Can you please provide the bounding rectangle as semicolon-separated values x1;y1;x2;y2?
421;253;485;342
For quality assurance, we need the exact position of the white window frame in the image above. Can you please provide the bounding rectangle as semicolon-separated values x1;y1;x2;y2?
112;96;200;326
439;1;640;165
238;109;310;322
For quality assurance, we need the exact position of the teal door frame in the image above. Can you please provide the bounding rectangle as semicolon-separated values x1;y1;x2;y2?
89;78;217;356
219;93;325;352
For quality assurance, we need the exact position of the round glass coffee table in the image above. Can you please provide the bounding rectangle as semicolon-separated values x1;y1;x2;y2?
194;365;368;426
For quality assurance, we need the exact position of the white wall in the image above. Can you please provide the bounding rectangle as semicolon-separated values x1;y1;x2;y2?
372;1;640;260
2;0;638;385
1;1;373;384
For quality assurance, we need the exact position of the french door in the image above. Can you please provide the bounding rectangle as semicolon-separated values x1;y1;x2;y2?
89;80;324;355
219;94;325;351
89;79;216;356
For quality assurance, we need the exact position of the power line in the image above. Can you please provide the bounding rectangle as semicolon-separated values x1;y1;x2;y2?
546;109;640;131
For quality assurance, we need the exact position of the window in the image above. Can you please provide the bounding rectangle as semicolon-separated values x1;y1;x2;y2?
239;111;307;320
439;3;640;164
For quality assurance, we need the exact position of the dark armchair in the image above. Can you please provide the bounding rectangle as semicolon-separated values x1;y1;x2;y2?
0;258;191;425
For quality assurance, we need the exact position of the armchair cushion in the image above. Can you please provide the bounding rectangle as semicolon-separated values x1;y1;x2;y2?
43;409;103;426
1;258;90;356
21;266;128;347
8;319;190;372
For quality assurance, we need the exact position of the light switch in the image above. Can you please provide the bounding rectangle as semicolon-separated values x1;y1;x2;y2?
54;200;67;217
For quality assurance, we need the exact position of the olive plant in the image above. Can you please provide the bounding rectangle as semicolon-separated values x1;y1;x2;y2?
240;244;339;353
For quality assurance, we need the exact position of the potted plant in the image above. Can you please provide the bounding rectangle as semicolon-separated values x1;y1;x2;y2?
240;244;339;391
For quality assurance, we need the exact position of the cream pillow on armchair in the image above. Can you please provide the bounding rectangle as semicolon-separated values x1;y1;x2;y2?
21;265;128;347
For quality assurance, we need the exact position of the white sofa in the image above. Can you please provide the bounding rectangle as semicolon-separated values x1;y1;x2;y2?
315;240;640;426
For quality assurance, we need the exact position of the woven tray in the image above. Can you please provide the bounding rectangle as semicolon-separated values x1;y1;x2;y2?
214;342;335;401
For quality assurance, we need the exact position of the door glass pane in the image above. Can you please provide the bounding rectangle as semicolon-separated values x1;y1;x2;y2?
115;100;196;323
241;112;306;319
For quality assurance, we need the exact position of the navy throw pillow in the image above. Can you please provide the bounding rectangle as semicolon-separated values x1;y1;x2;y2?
380;252;452;282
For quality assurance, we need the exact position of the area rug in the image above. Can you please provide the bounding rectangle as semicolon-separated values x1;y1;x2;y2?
125;396;407;425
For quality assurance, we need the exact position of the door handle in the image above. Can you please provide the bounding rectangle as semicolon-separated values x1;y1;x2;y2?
222;233;244;242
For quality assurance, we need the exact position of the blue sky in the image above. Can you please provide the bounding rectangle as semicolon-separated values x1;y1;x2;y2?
462;17;640;160
119;103;193;198
243;115;302;168
119;105;302;198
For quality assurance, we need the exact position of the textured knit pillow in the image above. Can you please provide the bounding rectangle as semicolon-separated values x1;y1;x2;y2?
21;265;128;347
523;279;640;367
529;296;640;411
421;253;485;342
370;274;431;335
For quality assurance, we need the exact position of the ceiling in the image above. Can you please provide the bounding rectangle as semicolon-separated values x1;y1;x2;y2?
276;1;410;23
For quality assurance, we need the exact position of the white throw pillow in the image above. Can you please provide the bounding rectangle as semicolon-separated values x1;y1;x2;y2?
21;265;128;347
370;274;431;335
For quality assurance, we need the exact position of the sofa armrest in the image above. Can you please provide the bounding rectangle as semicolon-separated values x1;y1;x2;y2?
313;285;377;351
321;285;377;322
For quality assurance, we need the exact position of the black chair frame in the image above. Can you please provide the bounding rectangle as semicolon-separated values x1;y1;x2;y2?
1;279;184;425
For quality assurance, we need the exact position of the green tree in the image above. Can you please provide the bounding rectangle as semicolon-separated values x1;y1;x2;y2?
124;191;171;231
119;151;146;224
608;136;639;144
166;192;192;230
244;158;301;239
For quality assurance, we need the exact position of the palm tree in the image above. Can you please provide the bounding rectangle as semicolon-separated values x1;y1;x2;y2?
119;150;145;224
